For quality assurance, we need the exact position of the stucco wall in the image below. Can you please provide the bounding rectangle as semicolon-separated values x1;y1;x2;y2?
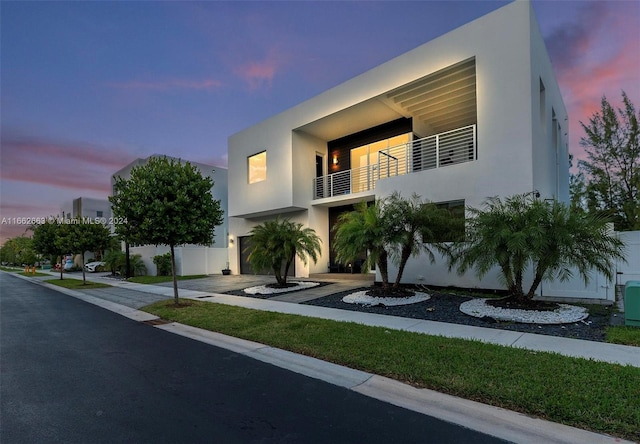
130;245;228;276
228;1;545;218
528;7;570;203
225;1;578;296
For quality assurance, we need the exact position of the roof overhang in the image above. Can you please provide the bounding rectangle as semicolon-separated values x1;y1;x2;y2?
295;57;476;142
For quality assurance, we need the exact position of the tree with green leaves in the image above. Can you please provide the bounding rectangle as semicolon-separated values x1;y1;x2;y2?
32;218;64;279
103;249;125;276
445;193;625;303
333;200;390;286
578;91;640;230
333;193;456;293
384;193;460;288
153;253;172;276
110;156;224;304
56;219;112;284
101;249;146;277
245;217;321;286
0;236;38;267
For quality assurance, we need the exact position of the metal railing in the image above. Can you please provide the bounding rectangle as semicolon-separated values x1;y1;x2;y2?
313;124;476;199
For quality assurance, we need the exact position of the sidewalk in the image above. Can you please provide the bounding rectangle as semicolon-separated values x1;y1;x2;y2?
38;271;640;368
12;270;636;444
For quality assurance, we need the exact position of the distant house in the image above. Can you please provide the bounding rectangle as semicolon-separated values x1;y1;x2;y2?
226;1;569;289
61;197;112;224
111;155;229;276
60;197;114;265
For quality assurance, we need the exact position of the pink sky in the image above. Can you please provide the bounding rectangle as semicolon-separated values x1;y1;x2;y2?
1;1;639;244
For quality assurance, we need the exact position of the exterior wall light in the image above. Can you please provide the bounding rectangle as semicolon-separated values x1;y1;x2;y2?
332;156;339;165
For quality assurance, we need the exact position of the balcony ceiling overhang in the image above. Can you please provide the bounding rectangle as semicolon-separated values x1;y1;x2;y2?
295;98;405;142
295;57;476;141
231;206;307;220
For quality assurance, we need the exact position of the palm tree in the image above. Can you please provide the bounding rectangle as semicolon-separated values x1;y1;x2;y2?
384;193;459;287
129;254;147;277
333;200;390;288
333;194;456;292
103;249;124;276
246;218;321;286
102;250;146;277
446;193;625;303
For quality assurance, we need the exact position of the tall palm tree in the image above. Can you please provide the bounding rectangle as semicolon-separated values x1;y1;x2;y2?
446;193;625;303
246;218;321;286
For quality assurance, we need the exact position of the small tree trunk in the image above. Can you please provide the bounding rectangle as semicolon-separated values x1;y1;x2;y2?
394;245;412;288
59;253;64;280
526;266;546;300
125;242;131;279
81;252;86;284
170;244;179;305
282;257;293;285
273;265;284;286
378;250;390;289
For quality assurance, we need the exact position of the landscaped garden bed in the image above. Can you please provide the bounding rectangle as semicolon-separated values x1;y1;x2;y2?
303;287;613;342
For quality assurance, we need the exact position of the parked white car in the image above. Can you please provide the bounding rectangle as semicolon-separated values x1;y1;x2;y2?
84;261;105;273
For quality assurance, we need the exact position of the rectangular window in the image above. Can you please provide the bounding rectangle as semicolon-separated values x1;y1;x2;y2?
422;200;465;243
96;211;103;218
248;151;266;184
539;79;546;134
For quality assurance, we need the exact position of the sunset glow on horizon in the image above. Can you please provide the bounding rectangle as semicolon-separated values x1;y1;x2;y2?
2;0;639;244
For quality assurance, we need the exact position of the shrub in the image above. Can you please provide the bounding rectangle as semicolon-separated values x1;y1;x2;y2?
102;251;146;277
153;253;172;276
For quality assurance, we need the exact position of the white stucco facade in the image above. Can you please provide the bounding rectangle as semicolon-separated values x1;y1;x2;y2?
227;1;570;290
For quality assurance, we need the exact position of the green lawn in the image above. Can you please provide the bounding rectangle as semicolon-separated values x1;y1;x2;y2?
128;275;207;284
17;271;52;277
142;300;640;442
44;278;111;289
607;325;640;346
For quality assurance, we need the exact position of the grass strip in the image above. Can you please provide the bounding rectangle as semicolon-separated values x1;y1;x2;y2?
18;271;52;277
127;275;207;284
45;278;111;289
143;299;640;442
607;326;640;346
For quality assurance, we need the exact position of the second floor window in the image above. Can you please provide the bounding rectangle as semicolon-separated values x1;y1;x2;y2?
248;151;266;184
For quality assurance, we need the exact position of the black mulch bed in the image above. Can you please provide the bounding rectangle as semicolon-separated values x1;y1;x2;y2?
303;287;616;343
223;282;333;300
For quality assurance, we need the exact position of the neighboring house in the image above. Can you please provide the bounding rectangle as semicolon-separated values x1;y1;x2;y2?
111;155;229;276
61;197;113;224
227;1;571;291
60;197;113;266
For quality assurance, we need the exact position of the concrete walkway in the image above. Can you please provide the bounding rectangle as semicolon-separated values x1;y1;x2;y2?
10;270;637;444
36;270;640;368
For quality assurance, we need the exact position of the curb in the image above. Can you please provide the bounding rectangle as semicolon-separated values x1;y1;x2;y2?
7;272;634;444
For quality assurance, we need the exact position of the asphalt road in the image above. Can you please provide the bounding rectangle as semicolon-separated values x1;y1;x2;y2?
1;273;510;444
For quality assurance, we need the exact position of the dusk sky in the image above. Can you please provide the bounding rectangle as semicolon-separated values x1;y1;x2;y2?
1;0;639;244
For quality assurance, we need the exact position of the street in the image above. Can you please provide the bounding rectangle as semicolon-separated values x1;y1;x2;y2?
1;273;509;443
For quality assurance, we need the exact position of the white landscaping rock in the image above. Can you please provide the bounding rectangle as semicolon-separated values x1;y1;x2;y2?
243;281;320;295
459;298;589;324
342;291;430;307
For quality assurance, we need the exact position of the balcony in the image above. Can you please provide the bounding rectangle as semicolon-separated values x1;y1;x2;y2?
313;124;476;199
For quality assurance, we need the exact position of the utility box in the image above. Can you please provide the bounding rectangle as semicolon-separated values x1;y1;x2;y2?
624;281;640;327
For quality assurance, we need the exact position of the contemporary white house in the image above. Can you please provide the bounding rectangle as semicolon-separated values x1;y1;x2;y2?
111;156;230;276
227;1;571;292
